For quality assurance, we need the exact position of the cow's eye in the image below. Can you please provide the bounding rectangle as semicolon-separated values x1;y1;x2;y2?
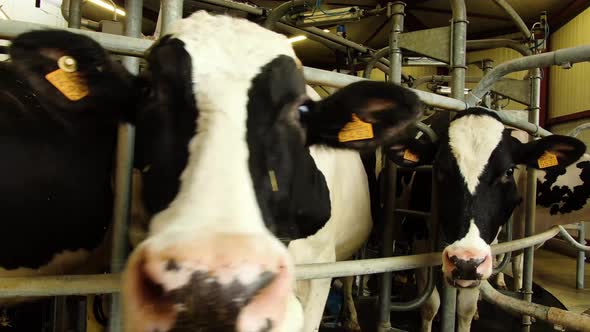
505;167;515;177
298;104;310;114
296;99;314;124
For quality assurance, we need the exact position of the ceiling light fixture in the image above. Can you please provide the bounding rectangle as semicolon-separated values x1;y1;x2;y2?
288;35;307;43
323;29;330;32
87;0;126;17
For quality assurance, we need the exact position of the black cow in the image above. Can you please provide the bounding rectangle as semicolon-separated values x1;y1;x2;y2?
0;30;134;327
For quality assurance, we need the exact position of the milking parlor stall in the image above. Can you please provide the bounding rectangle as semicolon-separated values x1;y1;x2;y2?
0;0;589;331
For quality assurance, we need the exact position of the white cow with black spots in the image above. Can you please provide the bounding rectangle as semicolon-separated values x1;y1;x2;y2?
389;107;586;332
120;11;423;332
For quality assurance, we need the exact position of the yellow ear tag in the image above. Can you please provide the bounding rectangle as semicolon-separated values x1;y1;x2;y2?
268;170;279;192
537;151;559;169
45;56;88;101
403;149;419;162
338;114;374;143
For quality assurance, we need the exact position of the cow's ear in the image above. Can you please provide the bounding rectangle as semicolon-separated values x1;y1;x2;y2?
512;135;586;169
387;138;437;167
301;81;424;150
8;30;136;113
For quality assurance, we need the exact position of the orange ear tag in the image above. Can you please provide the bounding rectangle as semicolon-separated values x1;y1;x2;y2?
403;149;420;162
537;151;559;169
338;114;374;143
45;69;89;101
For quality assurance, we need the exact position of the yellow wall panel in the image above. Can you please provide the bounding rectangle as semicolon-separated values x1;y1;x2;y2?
549;7;590;119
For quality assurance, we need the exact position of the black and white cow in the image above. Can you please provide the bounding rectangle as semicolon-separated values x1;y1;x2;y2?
498;129;590;291
120;11;423;332
388;107;586;331
0;28;134;324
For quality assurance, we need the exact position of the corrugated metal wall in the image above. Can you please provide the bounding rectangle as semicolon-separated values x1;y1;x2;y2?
549;6;590;119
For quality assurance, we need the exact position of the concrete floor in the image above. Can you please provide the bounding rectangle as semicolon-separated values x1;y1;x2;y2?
531;249;590;314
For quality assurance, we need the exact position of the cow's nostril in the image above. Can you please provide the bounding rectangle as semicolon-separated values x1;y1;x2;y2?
449;255;486;280
165;259;180;271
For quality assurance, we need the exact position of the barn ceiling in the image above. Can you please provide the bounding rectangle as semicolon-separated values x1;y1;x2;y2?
84;0;586;68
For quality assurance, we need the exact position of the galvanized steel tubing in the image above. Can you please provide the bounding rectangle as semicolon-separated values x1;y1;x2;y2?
67;0;82;29
108;0;144;330
467;45;590;106
161;0;183;34
441;1;467;330
480;281;590;331
0;226;570;298
491;0;532;40
0;19;152;57
378;4;404;329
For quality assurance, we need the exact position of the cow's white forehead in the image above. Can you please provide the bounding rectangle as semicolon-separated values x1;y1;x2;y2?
448;114;505;194
170;11;297;115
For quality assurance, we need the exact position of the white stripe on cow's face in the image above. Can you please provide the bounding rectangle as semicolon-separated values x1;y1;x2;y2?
448;114;505;194
148;11;298;236
449;220;487;251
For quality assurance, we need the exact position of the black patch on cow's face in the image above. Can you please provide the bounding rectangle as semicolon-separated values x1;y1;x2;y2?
246;55;331;239
134;37;197;215
435;115;522;245
537;160;590;215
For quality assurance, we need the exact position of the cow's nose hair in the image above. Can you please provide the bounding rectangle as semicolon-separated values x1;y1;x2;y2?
167;269;277;329
449;255;486;280
135;256;278;330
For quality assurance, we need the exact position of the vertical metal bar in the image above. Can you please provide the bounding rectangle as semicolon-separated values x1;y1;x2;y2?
521;67;541;332
161;0;184;35
77;297;87;332
441;2;466;331
449;0;467;101
108;1;143;332
68;0;82;29
378;4;404;331
576;222;586;289
52;297;68;332
482;60;494;108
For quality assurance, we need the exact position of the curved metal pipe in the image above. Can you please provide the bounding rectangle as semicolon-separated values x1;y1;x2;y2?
467;44;590;106
467;39;531;56
362;47;409;81
567;122;590;137
390;267;436;311
480;281;590;331
364;47;389;78
68;0;82;29
558;225;590;252
491;0;531;40
493;216;513;274
263;0;306;30
413;121;438;142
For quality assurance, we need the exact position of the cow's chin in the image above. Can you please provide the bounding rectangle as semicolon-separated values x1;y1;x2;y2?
446;278;481;289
